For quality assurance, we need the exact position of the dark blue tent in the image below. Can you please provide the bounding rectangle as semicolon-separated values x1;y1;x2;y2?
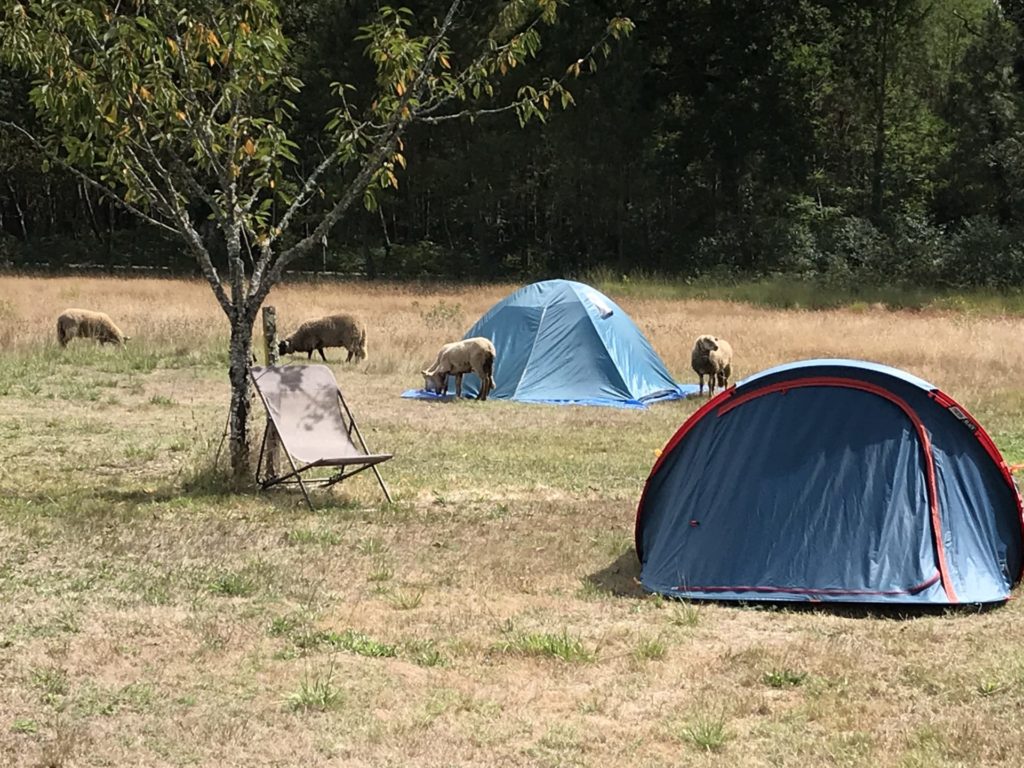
636;359;1023;604
404;280;692;408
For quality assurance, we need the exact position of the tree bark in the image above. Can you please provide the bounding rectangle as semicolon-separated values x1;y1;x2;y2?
227;316;255;485
261;306;280;479
5;180;28;239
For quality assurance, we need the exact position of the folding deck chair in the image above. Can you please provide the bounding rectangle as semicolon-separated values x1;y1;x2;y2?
250;365;393;509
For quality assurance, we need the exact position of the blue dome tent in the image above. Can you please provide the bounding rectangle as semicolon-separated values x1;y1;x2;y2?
404;280;693;408
636;359;1024;605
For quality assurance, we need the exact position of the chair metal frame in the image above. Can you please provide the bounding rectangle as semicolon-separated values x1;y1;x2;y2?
251;367;393;510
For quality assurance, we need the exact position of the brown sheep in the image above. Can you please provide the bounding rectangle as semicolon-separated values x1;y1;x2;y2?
278;313;367;362
56;309;129;347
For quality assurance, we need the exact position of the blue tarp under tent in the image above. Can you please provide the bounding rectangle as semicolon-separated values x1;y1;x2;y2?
636;359;1024;605
403;279;694;408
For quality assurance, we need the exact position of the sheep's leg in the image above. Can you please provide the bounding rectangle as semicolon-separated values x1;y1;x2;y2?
477;370;487;400
708;375;716;399
455;373;463;399
316;346;327;362
346;349;353;362
306;350;313;360
698;374;704;397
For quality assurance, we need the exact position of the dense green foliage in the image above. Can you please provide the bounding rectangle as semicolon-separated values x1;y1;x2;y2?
3;0;1024;288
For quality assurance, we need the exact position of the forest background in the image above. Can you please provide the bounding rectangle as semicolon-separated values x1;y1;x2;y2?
3;0;1024;290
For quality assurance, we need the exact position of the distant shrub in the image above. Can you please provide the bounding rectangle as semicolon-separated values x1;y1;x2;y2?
812;215;888;286
944;216;1024;288
888;213;947;285
419;300;465;330
693;228;746;272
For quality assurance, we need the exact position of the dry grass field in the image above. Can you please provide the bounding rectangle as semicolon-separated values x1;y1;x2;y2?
1;274;1024;767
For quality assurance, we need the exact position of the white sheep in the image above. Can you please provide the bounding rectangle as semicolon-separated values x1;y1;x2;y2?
278;313;367;362
691;334;733;398
56;308;129;347
422;337;497;400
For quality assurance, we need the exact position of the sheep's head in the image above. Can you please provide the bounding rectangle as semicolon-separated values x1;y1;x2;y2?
422;370;445;394
278;339;292;356
351;337;367;362
696;335;718;353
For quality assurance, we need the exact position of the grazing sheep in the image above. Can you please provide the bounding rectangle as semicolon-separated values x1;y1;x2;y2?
691;334;733;398
56;308;129;347
278;313;367;363
422;337;497;400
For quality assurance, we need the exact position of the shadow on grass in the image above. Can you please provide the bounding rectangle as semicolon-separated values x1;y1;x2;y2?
90;482;377;513
587;548;645;599
589;548;1007;618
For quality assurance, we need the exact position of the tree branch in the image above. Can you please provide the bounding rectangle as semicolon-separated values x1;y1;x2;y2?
127;136;233;315
414;7;547;119
247;0;465;313
248;149;340;295
418;23;622;125
0;120;180;237
952;9;981;37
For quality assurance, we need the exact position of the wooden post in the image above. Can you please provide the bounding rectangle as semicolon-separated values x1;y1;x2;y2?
262;306;280;365
262;306;280;478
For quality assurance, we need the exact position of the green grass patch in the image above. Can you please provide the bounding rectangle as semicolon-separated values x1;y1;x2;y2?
355;536;388;555
296;629;398;658
367;559;394;583
206;570;258;598
30;665;69;705
494;629;595;663
669;602;703;629
404;639;448;668
633;636;668;662
10;719;38;734
269;614;306;638
384;587;424;610
285;666;344;713
678;709;729;752
762;667;808;688
285;527;344;546
73;681;155;717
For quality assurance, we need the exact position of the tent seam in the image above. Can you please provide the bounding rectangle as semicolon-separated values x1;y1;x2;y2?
577;289;634;402
512;301;550;399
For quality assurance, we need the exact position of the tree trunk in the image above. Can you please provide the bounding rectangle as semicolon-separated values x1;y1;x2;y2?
5;180;28;239
227;316;255;484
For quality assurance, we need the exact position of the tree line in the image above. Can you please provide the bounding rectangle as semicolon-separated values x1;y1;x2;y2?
3;0;1024;289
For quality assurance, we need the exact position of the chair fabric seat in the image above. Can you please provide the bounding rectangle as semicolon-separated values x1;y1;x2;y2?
250;364;393;508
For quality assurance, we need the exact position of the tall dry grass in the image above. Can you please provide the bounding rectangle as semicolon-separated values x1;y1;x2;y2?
2;274;1022;404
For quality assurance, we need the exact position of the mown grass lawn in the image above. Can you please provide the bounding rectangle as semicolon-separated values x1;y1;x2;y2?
1;275;1023;767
